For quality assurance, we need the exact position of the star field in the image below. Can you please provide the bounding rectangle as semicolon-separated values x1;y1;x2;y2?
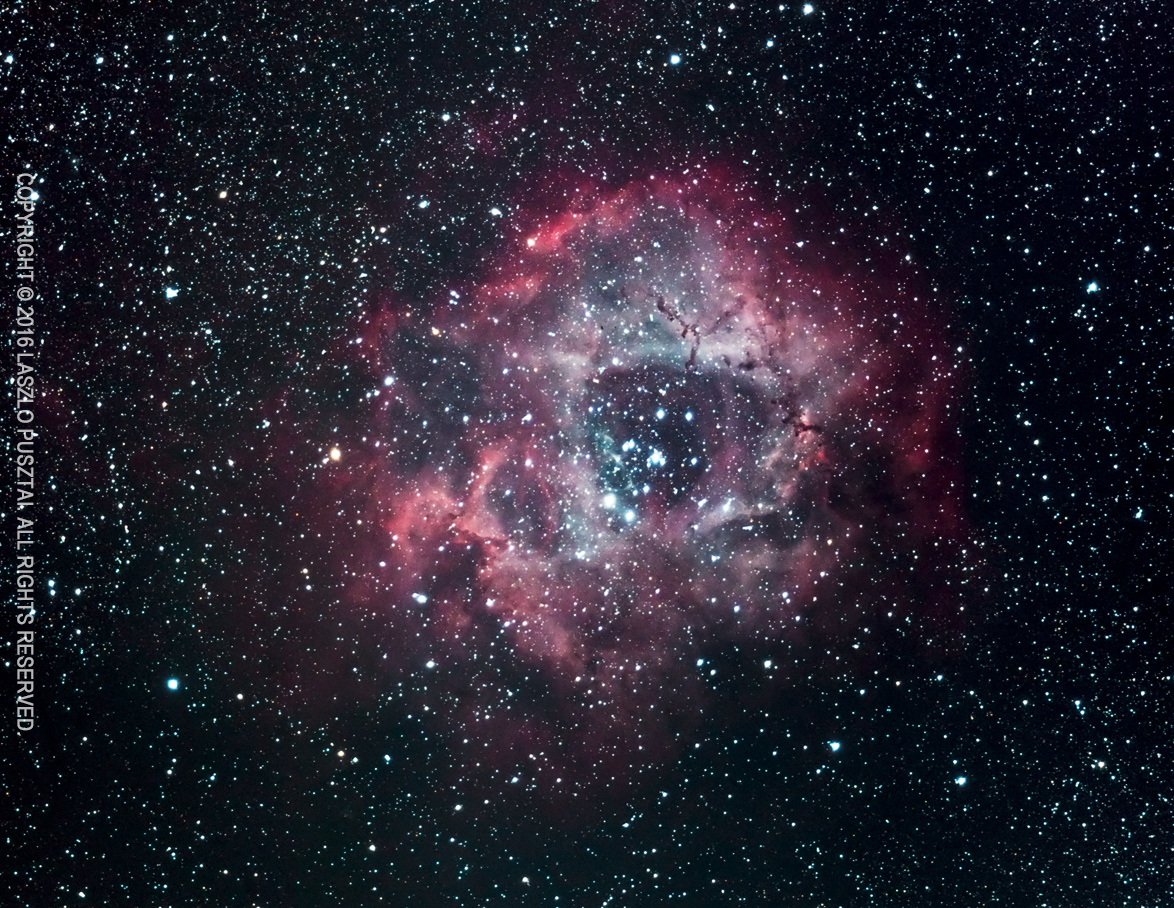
7;1;1172;906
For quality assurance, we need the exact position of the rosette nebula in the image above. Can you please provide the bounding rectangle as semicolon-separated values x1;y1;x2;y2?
342;172;969;800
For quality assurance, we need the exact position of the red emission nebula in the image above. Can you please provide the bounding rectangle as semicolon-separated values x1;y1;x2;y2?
325;170;972;801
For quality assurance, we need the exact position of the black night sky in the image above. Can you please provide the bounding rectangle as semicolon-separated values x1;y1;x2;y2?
8;1;1172;905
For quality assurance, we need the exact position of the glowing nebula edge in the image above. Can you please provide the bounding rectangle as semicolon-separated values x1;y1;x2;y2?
307;169;977;806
